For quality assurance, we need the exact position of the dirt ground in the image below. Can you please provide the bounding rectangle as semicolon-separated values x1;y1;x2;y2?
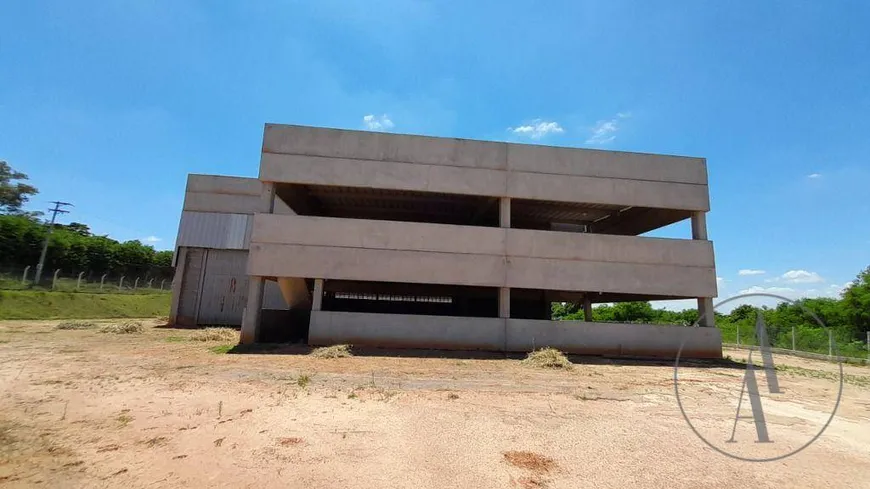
1;319;869;489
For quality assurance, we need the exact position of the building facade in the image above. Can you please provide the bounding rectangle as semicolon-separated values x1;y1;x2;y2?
171;123;722;358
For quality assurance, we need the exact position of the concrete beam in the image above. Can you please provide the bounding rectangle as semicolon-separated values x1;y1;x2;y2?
262;124;708;185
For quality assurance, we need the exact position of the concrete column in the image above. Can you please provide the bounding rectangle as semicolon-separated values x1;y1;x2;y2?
312;278;324;311
499;197;511;228
691;211;715;327
697;297;715;328
499;287;510;318
499;198;511;320
260;182;276;213
583;296;593;322
240;276;265;344
691;211;708;240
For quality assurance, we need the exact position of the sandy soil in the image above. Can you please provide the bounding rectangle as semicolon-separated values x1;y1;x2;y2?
0;319;868;488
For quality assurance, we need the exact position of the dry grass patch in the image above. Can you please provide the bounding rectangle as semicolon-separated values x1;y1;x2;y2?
310;344;353;358
56;321;96;330
522;347;573;370
191;328;238;342
100;321;144;334
503;451;557;473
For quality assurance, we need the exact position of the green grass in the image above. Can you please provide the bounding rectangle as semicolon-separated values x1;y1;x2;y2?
0;289;170;320
209;344;234;354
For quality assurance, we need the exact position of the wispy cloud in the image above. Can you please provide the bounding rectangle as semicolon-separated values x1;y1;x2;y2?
508;119;564;140
141;236;161;244
807;173;822;178
738;269;766;276
586;112;631;145
362;114;395;131
780;269;824;284
738;285;797;295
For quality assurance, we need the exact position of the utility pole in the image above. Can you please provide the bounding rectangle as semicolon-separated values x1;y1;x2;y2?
34;201;72;284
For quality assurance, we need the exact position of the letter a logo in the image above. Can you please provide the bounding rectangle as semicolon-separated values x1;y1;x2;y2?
728;312;781;443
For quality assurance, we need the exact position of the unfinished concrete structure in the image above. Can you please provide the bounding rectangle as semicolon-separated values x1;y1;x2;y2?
171;124;721;358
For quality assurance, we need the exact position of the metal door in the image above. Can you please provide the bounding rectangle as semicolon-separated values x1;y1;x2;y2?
196;249;250;325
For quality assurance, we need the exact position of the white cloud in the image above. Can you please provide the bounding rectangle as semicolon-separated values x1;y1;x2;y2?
362;114;395;131
738;285;797;296
781;269;824;284
738;269;766;276
807;173;822;178
586;112;630;145
716;276;725;283
141;236;161;244
508;119;564;139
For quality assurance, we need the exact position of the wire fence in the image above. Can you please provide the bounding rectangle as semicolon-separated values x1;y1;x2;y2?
0;265;173;295
720;322;870;361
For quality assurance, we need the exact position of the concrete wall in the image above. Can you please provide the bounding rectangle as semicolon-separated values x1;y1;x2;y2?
248;214;717;298
309;311;506;351
308;311;722;359
259;124;710;211
506;319;722;358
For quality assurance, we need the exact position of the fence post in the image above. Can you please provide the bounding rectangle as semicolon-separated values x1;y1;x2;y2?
160;279;166;290
76;271;85;290
829;330;833;359
147;278;154;288
100;274;107;290
118;276;125;291
22;266;30;284
52;269;61;290
867;331;869;355
792;325;796;351
133;277;140;290
736;324;740;346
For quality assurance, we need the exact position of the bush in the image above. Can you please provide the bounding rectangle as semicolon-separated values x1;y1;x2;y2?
522;347;573;369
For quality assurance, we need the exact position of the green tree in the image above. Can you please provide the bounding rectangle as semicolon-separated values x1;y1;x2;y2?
0;161;38;214
153;250;173;268
843;266;870;334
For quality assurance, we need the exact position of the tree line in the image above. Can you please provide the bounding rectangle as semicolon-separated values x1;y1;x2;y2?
0;161;173;279
553;265;870;357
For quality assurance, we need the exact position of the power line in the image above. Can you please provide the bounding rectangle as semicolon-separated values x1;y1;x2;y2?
33;201;73;284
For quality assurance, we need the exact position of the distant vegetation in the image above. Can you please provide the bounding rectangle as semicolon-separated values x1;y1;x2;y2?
0;161;172;279
553;265;870;358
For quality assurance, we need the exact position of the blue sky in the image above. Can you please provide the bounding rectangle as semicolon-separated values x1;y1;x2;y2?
2;0;868;308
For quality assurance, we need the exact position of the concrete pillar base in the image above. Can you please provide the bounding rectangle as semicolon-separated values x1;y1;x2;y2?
240;276;265;344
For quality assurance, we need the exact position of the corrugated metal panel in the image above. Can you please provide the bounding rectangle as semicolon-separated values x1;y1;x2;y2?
176;211;252;250
197;250;249;325
177;248;206;326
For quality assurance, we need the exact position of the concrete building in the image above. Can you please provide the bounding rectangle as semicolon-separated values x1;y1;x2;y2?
170;124;722;358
